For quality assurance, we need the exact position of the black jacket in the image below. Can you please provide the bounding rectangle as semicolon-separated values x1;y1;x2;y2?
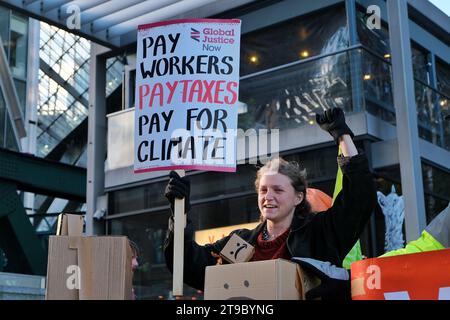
164;153;376;290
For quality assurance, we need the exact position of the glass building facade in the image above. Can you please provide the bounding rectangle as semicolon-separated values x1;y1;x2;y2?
32;22;125;234
0;7;28;151
38;22;123;159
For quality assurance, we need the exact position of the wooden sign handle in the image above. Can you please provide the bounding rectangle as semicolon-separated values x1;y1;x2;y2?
172;169;185;297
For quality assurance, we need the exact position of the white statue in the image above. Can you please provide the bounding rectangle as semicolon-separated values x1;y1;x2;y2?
377;185;405;252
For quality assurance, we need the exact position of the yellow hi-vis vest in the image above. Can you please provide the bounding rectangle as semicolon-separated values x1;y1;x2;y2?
380;202;450;257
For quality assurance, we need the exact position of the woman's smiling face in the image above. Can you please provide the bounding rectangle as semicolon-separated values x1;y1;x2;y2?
257;172;303;224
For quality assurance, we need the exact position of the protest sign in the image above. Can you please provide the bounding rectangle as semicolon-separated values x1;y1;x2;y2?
135;19;241;173
134;18;241;297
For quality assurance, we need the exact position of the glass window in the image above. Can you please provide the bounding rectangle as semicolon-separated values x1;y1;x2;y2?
190;195;259;231
0;7;10;57
356;6;390;57
9;14;28;79
424;195;449;225
59;143;86;165
33;194;48;212
240;50;352;131
0;91;6;147
14;79;26;116
37;70;88;156
110;180;168;215
361;49;395;125
414;81;443;148
240;4;348;76
38;22;123;158
5;113;19;151
422;163;450;223
36;131;58;157
436;58;450;97
106;56;124;96
37;22;90;157
129;69;136;109
411;43;429;84
75;147;87;167
190;165;256;201
36;217;57;232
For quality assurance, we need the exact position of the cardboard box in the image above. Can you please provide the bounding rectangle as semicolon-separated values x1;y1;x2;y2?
46;236;133;300
204;259;319;300
56;214;84;236
220;233;255;264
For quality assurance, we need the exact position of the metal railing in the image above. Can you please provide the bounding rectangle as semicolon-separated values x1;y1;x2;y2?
238;45;450;151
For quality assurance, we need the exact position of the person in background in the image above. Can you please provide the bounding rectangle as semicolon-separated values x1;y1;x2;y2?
129;240;140;300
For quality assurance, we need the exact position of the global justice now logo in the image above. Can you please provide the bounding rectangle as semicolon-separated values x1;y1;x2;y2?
190;26;236;52
190;28;200;42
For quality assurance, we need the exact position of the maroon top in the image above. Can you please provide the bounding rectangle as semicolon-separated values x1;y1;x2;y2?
250;228;291;261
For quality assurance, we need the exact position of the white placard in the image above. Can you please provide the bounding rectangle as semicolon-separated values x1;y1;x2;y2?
134;19;241;173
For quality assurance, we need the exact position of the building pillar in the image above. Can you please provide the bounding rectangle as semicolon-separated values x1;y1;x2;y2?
345;0;364;112
22;18;40;216
86;43;108;235
386;0;426;241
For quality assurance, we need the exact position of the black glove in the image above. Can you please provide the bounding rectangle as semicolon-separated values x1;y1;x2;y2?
292;257;351;300
316;107;354;145
164;171;191;214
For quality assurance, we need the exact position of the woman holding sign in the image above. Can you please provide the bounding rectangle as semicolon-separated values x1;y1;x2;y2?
164;107;376;291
